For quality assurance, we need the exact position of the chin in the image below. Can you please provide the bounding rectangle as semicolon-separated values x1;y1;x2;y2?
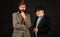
37;15;40;17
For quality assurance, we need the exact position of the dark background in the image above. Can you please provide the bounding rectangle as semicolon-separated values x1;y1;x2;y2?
0;0;60;37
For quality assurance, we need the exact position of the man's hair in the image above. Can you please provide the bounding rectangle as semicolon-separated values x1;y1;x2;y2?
35;6;44;12
18;0;26;7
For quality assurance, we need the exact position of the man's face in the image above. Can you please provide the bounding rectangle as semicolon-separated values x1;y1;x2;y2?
19;4;26;11
36;10;44;17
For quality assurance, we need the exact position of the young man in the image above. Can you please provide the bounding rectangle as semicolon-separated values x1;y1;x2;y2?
12;1;31;37
33;6;51;37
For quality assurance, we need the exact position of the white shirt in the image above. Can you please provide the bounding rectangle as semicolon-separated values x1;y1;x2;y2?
36;14;44;28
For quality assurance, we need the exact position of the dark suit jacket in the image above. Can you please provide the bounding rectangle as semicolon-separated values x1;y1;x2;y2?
33;14;51;35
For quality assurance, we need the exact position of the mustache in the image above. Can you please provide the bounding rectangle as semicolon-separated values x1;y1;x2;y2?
19;10;26;13
20;9;25;11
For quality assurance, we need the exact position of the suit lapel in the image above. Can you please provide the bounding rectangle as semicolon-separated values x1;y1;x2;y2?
38;14;45;27
34;17;38;26
16;11;28;24
16;11;22;24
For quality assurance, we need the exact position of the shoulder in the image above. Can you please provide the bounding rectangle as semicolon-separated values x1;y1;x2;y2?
26;13;30;17
44;14;50;18
12;11;19;16
44;15;51;22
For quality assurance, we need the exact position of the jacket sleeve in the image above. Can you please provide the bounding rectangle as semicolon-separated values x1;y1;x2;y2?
12;13;27;30
24;14;31;28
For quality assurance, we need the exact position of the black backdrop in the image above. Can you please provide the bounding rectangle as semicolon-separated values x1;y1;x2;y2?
0;0;60;37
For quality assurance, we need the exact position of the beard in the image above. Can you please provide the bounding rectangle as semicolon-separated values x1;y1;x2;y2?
19;9;26;13
20;9;25;11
